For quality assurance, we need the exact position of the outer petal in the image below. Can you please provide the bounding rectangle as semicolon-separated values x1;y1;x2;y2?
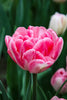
47;28;58;42
28;59;48;73
13;27;27;37
51;96;66;100
5;35;12;48
8;39;25;69
51;37;63;60
28;56;54;73
51;96;59;100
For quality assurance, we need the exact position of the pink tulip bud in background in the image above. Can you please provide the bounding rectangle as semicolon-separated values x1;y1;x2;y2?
53;0;66;3
51;58;67;94
51;96;66;100
5;26;63;73
49;12;67;35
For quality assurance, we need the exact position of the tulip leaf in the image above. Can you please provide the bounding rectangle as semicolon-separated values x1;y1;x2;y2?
0;28;5;58
62;93;67;99
0;4;11;35
37;83;47;100
7;56;22;100
0;80;9;100
15;0;24;26
38;68;52;80
0;4;11;57
23;0;32;27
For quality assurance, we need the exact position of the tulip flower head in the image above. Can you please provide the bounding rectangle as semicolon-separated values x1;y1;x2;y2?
51;57;67;94
51;96;66;100
49;12;67;35
5;26;63;73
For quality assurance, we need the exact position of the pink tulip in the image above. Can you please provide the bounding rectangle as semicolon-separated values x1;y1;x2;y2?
51;96;66;100
5;26;63;73
51;59;67;94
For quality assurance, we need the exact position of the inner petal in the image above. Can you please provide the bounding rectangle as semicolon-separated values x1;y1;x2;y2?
34;38;54;56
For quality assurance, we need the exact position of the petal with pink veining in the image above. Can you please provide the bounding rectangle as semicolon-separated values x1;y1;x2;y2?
34;38;54;56
28;59;47;73
9;40;24;69
13;27;27;37
51;37;63;60
5;35;12;48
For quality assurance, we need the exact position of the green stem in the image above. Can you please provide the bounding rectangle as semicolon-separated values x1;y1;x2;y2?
55;80;67;96
23;71;30;100
25;74;31;100
32;74;37;100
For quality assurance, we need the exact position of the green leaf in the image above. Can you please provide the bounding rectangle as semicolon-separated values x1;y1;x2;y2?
10;0;19;28
38;68;52;80
0;4;11;57
0;4;11;35
23;0;32;27
0;28;5;58
15;0;24;26
0;80;9;100
62;93;67;99
37;83;47;100
7;56;22;100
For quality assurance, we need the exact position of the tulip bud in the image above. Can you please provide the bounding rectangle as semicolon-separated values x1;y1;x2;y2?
49;12;67;35
51;96;66;100
53;0;66;3
51;65;67;94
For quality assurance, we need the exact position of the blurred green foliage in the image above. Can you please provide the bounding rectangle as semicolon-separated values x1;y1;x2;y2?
0;0;67;100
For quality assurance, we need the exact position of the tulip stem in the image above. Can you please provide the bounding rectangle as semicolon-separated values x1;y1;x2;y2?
32;74;37;100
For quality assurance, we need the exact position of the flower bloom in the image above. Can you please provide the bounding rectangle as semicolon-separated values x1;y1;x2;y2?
49;12;67;35
53;0;66;3
51;68;67;94
51;96;66;100
5;26;63;73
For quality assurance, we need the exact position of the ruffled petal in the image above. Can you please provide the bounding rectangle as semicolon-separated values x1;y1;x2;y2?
51;37;63;60
13;27;27;37
34;38;54;56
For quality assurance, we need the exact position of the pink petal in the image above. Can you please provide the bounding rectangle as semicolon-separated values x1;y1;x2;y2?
47;28;58;42
5;35;12;48
27;29;33;37
13;27;27;37
28;59;47;73
22;49;54;70
51;68;65;85
51;37;63;60
51;96;59;100
23;39;34;52
34;38;54;56
15;39;23;54
8;40;24;69
28;26;39;38
28;56;54;73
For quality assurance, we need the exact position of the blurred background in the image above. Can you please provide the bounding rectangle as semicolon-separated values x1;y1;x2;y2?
0;0;67;100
